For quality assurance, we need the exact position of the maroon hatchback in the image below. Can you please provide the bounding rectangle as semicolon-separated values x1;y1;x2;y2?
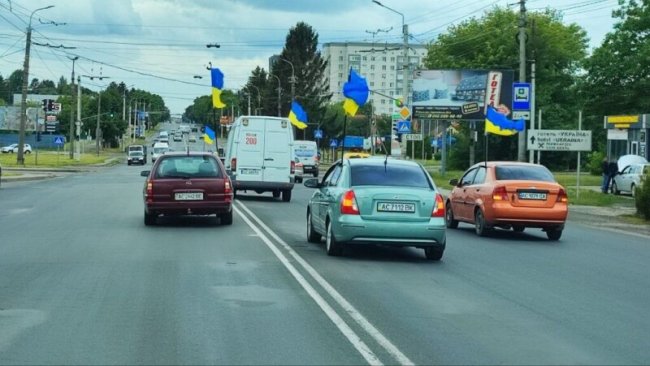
140;152;233;226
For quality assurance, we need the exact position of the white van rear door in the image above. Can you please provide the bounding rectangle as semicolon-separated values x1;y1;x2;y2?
236;120;264;182
263;121;292;183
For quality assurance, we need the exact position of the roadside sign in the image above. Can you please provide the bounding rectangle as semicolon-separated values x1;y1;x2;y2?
512;83;531;111
53;136;65;145
404;133;422;141
399;106;411;120
314;129;323;139
512;111;531;120
329;139;338;148
527;130;592;151
396;120;411;134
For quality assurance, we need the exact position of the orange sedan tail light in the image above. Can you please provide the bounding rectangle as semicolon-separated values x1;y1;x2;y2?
557;188;568;203
492;186;508;201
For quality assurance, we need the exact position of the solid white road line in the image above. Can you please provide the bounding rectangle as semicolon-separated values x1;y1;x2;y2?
233;205;382;366
235;201;415;366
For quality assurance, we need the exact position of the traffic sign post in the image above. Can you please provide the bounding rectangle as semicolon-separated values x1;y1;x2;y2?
527;130;592;151
404;134;422;141
314;129;323;139
512;83;531;111
396;121;411;134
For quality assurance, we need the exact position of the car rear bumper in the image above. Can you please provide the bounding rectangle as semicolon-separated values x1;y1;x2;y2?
486;205;567;228
333;216;446;247
230;176;295;191
302;165;318;174
145;201;231;216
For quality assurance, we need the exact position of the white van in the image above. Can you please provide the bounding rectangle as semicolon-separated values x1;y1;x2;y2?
224;116;295;201
151;142;170;163
293;140;319;178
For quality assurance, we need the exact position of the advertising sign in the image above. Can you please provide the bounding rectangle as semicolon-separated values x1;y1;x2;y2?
411;69;514;121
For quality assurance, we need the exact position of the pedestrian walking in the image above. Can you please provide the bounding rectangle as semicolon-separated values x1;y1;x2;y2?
601;157;609;193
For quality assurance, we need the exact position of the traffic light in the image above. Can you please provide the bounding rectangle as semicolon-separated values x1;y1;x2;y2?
391;121;402;142
47;99;54;112
42;99;48;112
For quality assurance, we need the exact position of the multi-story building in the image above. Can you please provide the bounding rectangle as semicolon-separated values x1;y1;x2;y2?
322;42;428;116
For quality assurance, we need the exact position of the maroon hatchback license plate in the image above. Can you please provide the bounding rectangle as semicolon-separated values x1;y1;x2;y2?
175;192;203;200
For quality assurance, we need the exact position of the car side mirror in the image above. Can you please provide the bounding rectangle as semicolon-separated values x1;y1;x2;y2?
449;178;459;186
140;170;150;177
303;178;321;188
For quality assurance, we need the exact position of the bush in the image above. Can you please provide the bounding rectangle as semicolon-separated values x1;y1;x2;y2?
587;151;606;175
634;175;650;220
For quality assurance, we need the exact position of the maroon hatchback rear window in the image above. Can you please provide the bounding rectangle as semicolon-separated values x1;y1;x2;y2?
156;156;222;179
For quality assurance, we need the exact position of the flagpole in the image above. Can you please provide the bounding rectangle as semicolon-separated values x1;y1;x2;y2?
484;122;488;165
341;113;348;160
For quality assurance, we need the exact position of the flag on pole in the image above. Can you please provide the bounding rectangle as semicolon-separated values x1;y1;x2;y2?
211;68;226;109
484;106;525;136
288;100;308;129
203;125;216;144
342;68;369;116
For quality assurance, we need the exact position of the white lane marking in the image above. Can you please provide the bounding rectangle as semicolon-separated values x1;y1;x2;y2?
233;205;382;366
235;201;415;366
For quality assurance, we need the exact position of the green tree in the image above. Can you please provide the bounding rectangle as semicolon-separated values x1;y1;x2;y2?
424;6;588;169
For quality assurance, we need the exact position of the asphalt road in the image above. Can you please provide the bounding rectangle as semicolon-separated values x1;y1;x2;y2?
1;145;650;364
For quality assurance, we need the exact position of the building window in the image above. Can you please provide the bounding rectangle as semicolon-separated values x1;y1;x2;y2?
389;82;394;88
339;73;343;78
339;56;344;61
382;65;387;70
370;81;374;87
363;56;367;61
390;57;395;61
381;99;386;105
370;64;375;70
390;65;395;70
349;55;361;62
370;73;375;79
389;91;394;96
382;73;386;79
338;64;344;70
371;56;376;61
382;82;386;87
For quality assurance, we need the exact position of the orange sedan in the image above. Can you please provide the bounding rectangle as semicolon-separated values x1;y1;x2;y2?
445;162;568;240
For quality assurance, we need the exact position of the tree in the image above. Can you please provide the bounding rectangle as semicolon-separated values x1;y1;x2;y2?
581;0;649;123
424;6;588;169
272;22;332;138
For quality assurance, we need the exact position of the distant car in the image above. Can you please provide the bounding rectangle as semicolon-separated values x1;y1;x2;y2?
446;161;568;240
127;151;145;165
173;134;182;142
612;163;650;197
303;158;446;260
151;143;170;163
294;161;305;183
140;152;233;226
188;135;197;143
1;143;32;154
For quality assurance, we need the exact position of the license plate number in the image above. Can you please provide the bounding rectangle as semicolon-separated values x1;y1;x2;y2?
518;192;547;200
175;192;203;200
377;202;415;213
240;168;260;175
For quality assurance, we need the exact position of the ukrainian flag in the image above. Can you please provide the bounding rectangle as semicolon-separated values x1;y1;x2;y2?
288;101;308;129
485;106;525;136
211;68;226;109
342;68;369;117
203;125;216;145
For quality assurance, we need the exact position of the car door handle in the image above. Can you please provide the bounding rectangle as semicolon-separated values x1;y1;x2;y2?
264;158;274;161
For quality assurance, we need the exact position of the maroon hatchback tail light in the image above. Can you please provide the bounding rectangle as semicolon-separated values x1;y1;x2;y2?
492;186;508;201
432;193;445;217
146;180;153;203
231;157;237;172
557;188;568;203
224;179;233;203
290;160;295;174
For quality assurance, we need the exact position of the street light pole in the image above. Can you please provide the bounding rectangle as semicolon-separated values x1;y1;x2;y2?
270;74;282;117
75;75;81;160
17;5;54;165
68;56;78;160
80;74;109;156
280;57;295;103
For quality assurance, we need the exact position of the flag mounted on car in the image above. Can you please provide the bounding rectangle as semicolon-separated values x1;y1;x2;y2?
288;100;308;129
342;68;369;117
211;68;226;109
203;125;216;145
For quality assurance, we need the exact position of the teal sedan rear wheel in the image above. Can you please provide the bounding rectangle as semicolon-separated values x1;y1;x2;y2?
326;220;343;256
307;211;322;243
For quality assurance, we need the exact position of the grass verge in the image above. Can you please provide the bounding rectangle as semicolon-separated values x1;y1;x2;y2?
0;151;113;168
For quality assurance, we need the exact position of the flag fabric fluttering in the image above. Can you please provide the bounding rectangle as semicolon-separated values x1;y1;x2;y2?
485;106;525;136
288;101;308;129
342;68;369;116
211;68;226;109
203;125;216;145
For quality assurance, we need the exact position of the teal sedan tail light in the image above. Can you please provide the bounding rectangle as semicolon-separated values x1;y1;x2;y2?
432;193;445;217
340;190;360;215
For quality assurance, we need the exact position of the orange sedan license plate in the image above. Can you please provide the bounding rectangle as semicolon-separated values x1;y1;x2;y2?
518;192;547;200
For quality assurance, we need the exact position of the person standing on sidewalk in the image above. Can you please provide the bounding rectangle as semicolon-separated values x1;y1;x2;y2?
601;157;610;193
607;158;619;193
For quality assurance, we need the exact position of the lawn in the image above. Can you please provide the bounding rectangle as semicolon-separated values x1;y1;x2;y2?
0;151;115;167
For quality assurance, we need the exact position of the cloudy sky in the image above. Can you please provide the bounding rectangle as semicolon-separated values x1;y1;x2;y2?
0;0;621;115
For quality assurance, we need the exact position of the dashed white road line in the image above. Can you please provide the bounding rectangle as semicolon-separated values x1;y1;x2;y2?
235;200;415;366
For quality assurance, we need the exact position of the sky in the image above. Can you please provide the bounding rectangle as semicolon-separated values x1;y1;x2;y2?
0;0;622;115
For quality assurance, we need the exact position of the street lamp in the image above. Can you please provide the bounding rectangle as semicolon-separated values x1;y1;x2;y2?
269;74;282;117
247;85;262;115
17;4;54;165
279;57;295;103
372;0;408;108
80;74;110;156
67;55;78;160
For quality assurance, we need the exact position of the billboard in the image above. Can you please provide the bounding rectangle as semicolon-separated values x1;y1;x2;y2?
411;69;514;121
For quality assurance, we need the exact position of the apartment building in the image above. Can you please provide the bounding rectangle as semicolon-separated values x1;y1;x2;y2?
321;42;428;116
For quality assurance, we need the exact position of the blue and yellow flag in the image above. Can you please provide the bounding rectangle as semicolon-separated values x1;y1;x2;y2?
203;125;216;145
342;68;369;116
485;106;525;136
288;100;308;129
211;68;226;109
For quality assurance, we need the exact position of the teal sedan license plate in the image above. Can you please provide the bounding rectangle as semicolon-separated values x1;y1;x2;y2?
377;202;415;213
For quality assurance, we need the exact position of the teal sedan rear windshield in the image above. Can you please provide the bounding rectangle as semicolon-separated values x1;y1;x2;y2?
351;164;432;188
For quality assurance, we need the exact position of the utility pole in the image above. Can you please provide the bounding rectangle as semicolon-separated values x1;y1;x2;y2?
75;75;81;160
68;56;78;159
81;73;109;156
270;74;281;117
517;0;527;162
17;5;54;165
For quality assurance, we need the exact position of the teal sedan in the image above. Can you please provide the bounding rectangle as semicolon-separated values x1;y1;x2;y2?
303;158;446;260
